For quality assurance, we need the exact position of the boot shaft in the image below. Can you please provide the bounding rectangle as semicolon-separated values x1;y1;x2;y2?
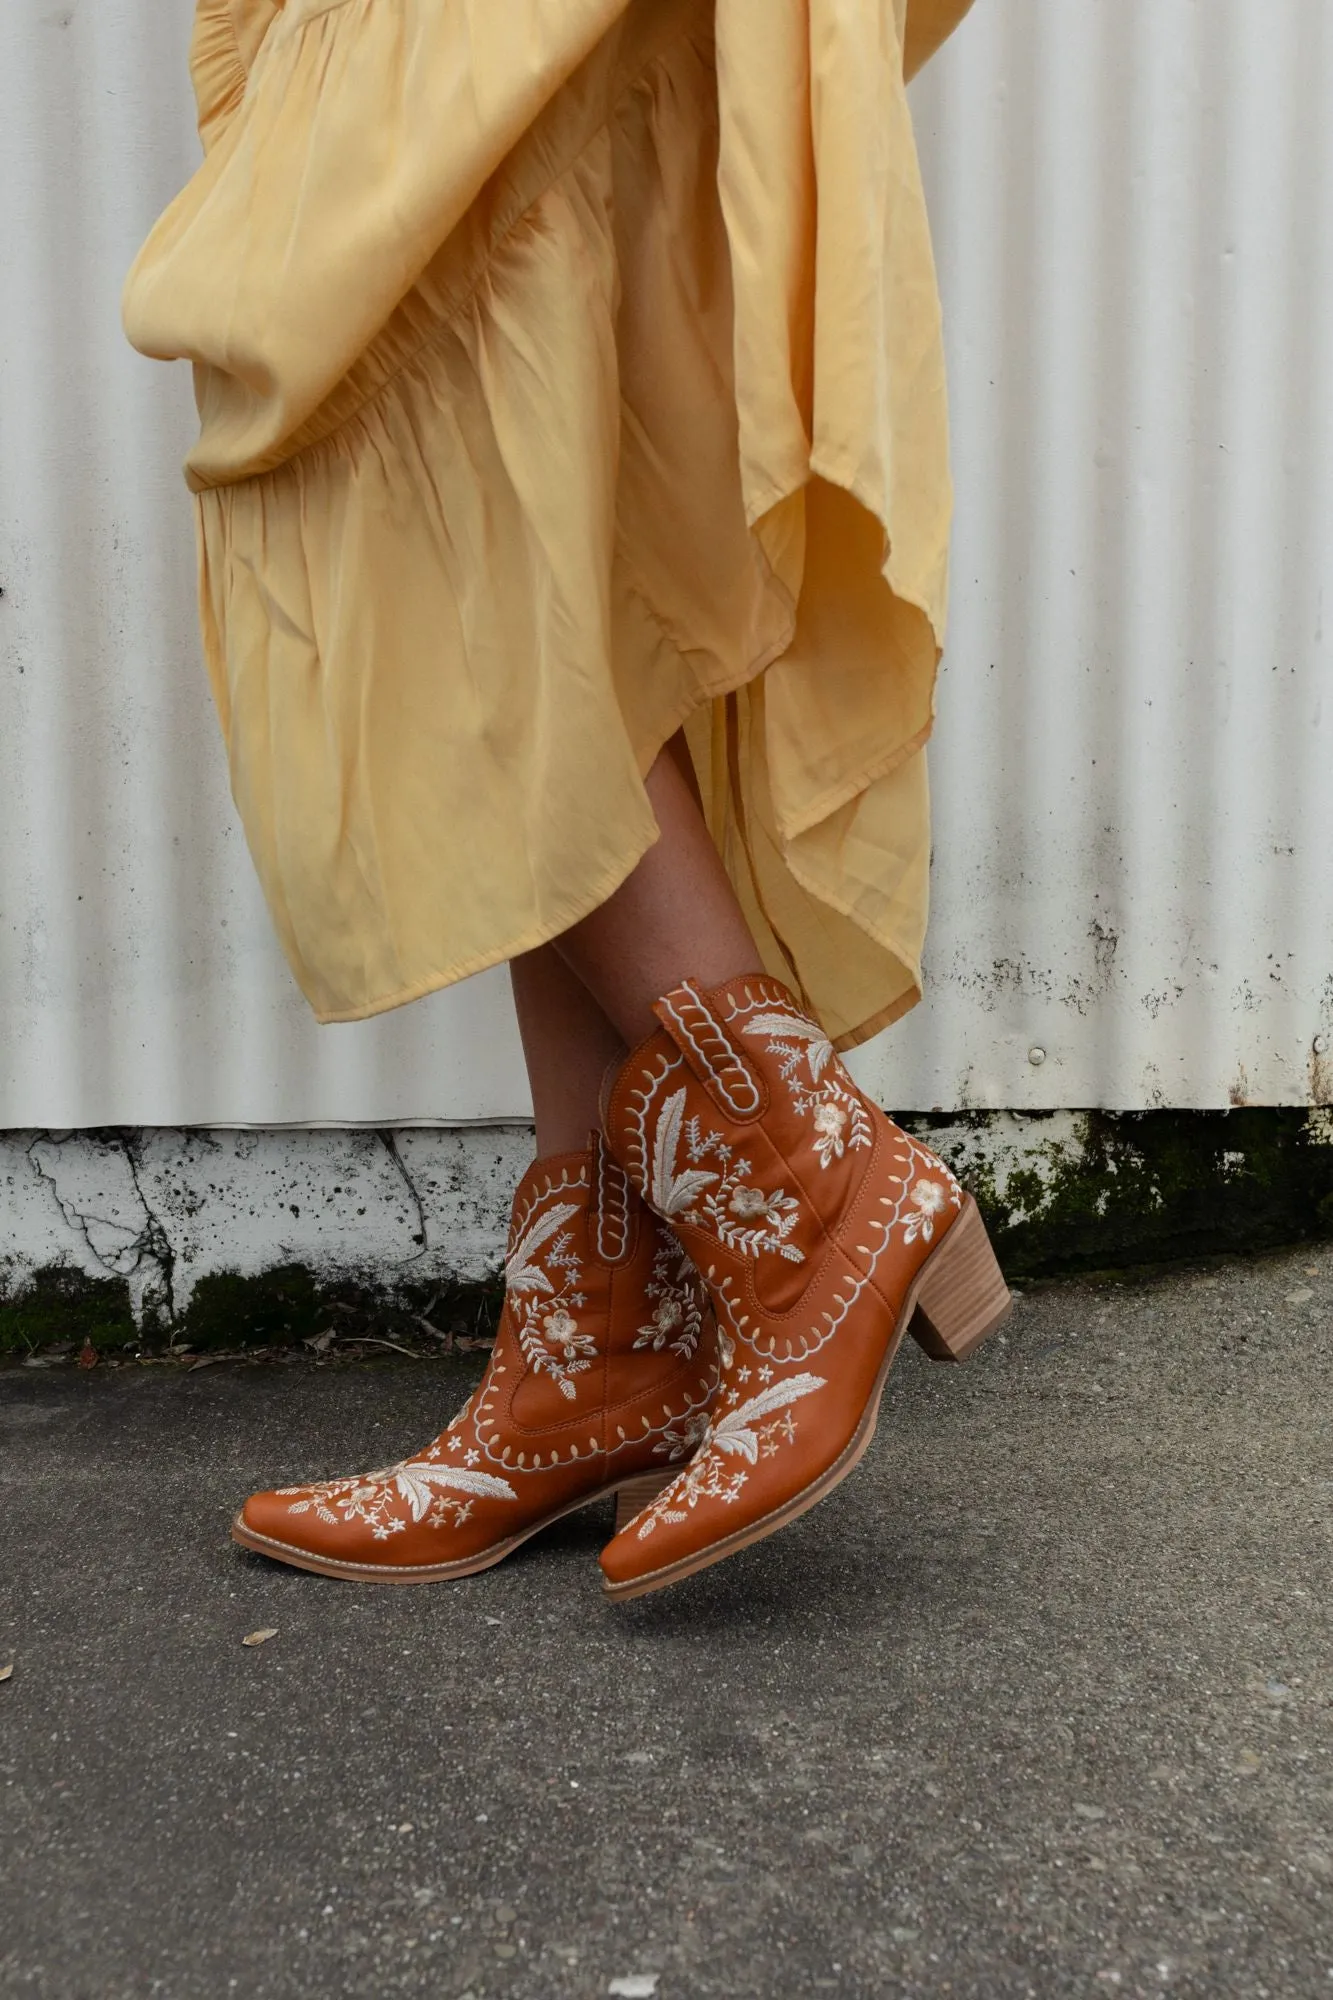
602;975;964;1323
499;1134;714;1431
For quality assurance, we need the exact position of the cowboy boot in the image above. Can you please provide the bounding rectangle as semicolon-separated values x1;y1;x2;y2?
597;975;1011;1600
232;1136;720;1582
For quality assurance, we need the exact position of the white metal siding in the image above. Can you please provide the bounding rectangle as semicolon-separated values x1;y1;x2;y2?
2;0;1330;1126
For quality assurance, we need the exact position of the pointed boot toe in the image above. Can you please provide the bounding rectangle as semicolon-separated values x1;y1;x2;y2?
231;1481;391;1577
234;1484;298;1554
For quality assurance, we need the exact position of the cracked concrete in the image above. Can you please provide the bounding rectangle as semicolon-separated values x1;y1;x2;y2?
1;1129;535;1322
23;1132;172;1318
3;1117;1332;1342
379;1132;433;1269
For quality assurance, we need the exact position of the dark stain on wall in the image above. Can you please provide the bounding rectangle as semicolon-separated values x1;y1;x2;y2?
3;1111;1331;1359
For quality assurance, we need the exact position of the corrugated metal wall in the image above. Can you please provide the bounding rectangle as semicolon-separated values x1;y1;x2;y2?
2;0;1330;1127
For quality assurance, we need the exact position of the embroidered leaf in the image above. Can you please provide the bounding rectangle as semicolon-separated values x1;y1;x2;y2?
651;1087;719;1216
652;1085;685;1192
743;1011;834;1082
393;1462;517;1523
710;1372;826;1461
505;1199;582;1294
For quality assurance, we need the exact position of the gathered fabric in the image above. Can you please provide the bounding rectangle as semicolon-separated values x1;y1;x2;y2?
123;0;975;1049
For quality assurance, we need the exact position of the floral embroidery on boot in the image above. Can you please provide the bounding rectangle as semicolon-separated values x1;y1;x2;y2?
597;976;1011;1599
233;1138;720;1582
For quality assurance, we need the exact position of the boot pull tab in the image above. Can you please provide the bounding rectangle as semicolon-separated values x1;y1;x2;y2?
652;981;766;1121
588;1131;636;1267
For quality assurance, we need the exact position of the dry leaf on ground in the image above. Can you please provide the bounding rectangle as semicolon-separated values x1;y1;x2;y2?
416;1317;453;1349
242;1629;279;1648
0;1663;14;1683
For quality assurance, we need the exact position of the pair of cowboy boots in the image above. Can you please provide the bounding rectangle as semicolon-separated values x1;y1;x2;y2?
234;975;1010;1596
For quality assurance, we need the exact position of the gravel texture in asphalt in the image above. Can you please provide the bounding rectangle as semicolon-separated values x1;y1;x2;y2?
2;1243;1331;1999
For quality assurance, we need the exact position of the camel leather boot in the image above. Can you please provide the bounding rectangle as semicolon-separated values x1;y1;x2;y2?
597;975;1011;1600
232;1137;721;1582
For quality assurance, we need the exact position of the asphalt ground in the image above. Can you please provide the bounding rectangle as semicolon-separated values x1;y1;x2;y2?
2;1243;1331;1999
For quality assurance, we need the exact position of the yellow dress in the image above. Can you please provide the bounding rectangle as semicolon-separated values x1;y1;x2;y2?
123;0;975;1049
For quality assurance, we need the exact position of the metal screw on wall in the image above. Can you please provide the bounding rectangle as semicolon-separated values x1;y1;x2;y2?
1028;1047;1047;1067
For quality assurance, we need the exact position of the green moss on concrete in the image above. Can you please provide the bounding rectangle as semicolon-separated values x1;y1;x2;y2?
0;1261;505;1360
910;1108;1333;1281
4;1110;1330;1357
178;1264;327;1350
176;1265;505;1354
0;1265;137;1357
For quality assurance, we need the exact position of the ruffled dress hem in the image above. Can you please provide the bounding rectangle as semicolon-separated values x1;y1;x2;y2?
123;0;972;1053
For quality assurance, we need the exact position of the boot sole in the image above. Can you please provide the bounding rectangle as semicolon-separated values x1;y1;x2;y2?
602;1197;1011;1602
230;1467;674;1584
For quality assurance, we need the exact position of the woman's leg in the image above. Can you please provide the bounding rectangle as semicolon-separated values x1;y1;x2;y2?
512;733;763;1143
509;944;627;1156
552;740;764;1047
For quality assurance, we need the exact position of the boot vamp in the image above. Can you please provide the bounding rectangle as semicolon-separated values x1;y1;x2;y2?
600;1279;893;1589
239;1440;539;1572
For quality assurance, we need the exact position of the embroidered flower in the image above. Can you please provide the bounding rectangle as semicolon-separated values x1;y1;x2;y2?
739;1005;870;1165
652;1412;712;1463
525;1303;597;1398
901;1174;954;1243
635;1297;684;1351
537;1310;595;1365
649;1087;806;1261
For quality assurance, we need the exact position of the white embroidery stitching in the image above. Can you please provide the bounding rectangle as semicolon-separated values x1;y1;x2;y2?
594;1140;632;1265
281;1462;516;1541
634;1373;827;1539
502;1168;594;1402
738;1005;873;1168
649;1086;804;1263
661;984;762;1119
634;1227;706;1360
